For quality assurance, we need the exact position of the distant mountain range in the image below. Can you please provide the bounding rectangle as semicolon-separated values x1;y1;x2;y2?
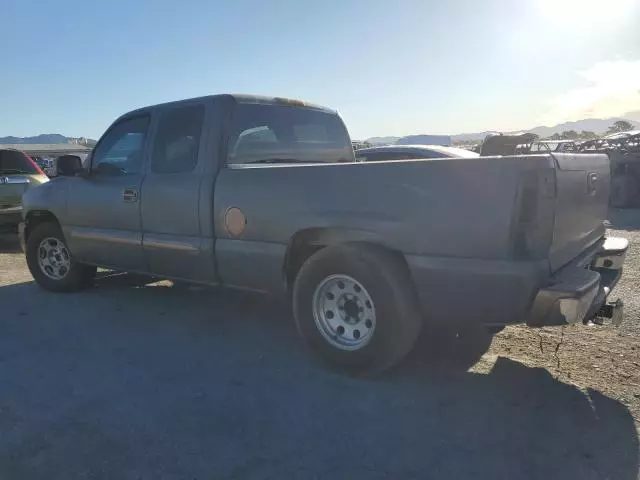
5;111;640;148
365;111;640;145
0;134;96;146
0;134;70;144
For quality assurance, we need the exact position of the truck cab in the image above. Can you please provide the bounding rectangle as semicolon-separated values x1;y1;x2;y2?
21;94;354;283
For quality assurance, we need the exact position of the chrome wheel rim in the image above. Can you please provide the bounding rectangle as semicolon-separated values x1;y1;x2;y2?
37;237;71;280
312;274;376;351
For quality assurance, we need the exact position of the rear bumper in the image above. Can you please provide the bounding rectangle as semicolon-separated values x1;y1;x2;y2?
406;254;546;326
405;236;628;328
527;236;628;326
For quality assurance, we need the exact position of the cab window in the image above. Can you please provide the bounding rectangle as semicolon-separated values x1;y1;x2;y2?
91;116;149;176
227;104;354;165
151;105;205;174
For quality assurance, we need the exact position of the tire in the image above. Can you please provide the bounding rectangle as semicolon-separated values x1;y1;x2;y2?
292;244;423;375
25;222;96;293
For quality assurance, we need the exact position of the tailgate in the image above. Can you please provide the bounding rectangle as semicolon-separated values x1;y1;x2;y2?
549;153;609;272
0;176;30;208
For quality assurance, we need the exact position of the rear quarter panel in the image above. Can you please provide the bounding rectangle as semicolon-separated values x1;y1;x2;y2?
213;155;554;293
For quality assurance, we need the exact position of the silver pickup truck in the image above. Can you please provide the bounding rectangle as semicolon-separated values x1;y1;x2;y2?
20;94;628;374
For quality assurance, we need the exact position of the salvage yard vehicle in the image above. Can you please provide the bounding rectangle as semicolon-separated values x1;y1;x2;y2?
355;144;479;161
529;140;577;153
479;132;538;156
603;131;640;208
479;135;578;157
576;131;640;207
19;94;628;374
0;148;48;233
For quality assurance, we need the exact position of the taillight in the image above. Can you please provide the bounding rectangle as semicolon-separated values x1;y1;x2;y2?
23;153;46;175
511;169;555;260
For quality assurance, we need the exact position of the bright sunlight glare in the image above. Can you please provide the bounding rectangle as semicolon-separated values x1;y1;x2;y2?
535;0;635;26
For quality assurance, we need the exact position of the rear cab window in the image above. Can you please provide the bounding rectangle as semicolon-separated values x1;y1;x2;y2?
227;103;354;165
0;150;41;174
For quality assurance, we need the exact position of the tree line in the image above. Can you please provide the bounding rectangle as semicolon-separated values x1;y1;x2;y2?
544;120;635;141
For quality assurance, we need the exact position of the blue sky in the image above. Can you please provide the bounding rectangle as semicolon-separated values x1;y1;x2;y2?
2;0;639;140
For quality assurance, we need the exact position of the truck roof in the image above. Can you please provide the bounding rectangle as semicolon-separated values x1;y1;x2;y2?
119;94;337;121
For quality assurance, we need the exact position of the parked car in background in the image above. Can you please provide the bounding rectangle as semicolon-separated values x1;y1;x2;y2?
0;149;48;233
32;156;57;177
355;144;480;161
20;94;627;375
603;131;640;207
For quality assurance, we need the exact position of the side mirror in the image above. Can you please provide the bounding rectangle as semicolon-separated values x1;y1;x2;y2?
57;155;84;177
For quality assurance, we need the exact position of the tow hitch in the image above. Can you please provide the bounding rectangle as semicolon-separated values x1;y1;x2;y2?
593;299;624;326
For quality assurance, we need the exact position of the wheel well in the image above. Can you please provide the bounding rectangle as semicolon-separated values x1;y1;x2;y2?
24;211;60;243
284;231;324;290
283;229;409;291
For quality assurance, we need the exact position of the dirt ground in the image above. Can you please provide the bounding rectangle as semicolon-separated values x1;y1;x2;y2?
0;210;638;478
485;208;640;421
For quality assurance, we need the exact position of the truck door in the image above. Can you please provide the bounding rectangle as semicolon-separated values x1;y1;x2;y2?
64;115;150;271
140;102;214;282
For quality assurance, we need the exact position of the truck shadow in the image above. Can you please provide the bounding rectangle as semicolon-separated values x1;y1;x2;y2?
0;276;637;479
0;234;22;253
609;207;640;231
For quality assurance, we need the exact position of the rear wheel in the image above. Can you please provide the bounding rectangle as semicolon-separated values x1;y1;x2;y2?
25;222;96;292
293;244;423;375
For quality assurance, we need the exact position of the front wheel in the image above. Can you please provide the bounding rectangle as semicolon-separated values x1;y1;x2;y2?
293;244;423;376
25;222;96;293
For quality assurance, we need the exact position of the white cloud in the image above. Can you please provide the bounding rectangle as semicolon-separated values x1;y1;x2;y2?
540;59;640;125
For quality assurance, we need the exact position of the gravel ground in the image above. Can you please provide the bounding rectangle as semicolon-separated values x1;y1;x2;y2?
485;208;640;423
0;213;638;479
606;209;640;338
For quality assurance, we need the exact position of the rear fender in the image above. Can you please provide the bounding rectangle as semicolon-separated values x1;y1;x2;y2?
284;227;401;289
292;227;390;248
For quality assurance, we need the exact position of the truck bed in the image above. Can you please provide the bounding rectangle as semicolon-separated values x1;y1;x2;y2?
214;153;610;326
216;154;607;264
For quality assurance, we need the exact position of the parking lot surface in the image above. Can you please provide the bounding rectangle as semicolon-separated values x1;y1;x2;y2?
0;220;638;479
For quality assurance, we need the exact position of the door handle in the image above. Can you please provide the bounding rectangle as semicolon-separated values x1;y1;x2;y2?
123;188;138;203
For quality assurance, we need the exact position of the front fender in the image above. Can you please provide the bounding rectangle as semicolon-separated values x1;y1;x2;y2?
22;178;69;222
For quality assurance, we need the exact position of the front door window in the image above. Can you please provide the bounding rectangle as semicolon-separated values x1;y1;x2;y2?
91;116;149;176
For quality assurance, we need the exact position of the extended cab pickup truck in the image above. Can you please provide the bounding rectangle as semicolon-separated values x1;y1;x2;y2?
20;94;628;374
